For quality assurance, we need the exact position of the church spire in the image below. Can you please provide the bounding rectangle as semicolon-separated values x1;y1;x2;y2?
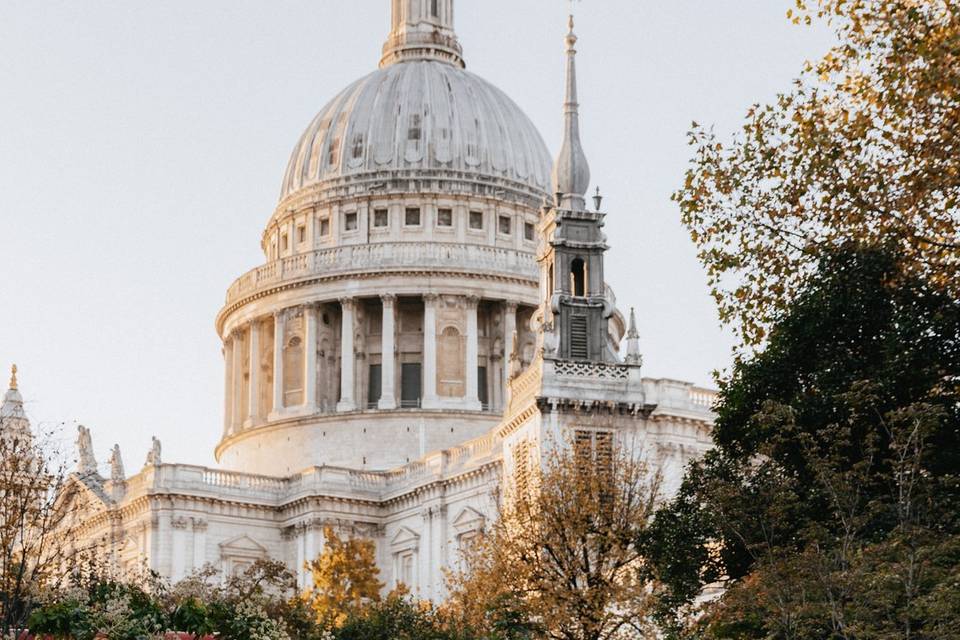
380;0;464;69
625;308;642;365
551;15;591;211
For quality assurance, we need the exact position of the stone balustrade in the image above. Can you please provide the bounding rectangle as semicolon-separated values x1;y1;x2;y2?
130;430;501;506
225;242;539;306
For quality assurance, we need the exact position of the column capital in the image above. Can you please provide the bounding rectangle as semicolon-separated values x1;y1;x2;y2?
381;293;397;306
339;297;356;310
273;308;287;321
465;295;480;309
423;293;439;306
504;301;519;313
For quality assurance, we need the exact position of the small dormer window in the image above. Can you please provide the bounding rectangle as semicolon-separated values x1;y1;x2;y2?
437;208;453;227
373;209;389;228
281;234;289;251
469;211;484;230
319;217;330;237
524;222;535;242
344;212;358;231
498;215;512;235
405;207;421;226
297;225;306;244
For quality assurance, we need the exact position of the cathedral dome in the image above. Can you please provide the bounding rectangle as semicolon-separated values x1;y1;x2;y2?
278;60;552;203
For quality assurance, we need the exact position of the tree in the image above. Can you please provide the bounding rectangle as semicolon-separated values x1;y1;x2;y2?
304;526;384;629
644;245;960;638
675;0;960;346
448;439;662;640
0;416;80;635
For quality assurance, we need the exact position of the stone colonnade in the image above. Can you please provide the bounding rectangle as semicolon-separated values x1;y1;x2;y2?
222;295;522;436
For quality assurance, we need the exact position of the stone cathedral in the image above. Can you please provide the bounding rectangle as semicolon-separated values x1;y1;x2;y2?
29;1;716;599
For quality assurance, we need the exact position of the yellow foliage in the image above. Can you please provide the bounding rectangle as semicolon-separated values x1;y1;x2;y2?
302;526;384;628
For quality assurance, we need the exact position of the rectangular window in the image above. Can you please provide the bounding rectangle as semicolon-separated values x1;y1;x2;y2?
297;225;306;243
281;234;289;251
524;222;535;242
469;210;484;230
344;211;358;231
368;364;382;409
373;208;389;228
478;365;488;410
498;215;512;235
401;363;422;408
437;208;453;227
574;429;615;479
431;0;439;18
405;207;421;226
319;217;330;236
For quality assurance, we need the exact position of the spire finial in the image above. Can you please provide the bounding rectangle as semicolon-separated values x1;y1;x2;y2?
551;13;591;211
626;308;642;366
9;364;17;390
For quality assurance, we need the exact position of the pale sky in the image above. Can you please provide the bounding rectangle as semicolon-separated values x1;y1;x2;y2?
0;1;835;470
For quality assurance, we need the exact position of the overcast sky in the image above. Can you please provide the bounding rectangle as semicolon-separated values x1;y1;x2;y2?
0;1;835;470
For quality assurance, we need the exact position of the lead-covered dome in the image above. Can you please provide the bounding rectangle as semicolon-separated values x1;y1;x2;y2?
280;61;551;202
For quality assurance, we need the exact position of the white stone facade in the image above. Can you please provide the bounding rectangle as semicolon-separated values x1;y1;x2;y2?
47;1;717;600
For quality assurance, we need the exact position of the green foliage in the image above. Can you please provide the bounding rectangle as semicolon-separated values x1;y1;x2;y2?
645;245;960;638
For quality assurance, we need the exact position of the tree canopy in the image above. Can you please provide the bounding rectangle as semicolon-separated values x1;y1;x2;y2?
676;0;960;345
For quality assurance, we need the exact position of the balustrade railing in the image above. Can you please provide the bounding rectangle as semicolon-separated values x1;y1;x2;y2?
225;242;538;304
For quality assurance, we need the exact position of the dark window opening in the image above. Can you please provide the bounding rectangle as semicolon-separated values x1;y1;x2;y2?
498;215;512;235
478;366;489;411
524;222;535;242
431;0;439;18
437;208;453;227
373;209;389;228
405;207;421;226
571;257;586;296
344;212;358;231
401;363;422;408
368;364;382;409
469;210;484;230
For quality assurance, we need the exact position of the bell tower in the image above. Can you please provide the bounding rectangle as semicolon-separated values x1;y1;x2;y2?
540;17;615;364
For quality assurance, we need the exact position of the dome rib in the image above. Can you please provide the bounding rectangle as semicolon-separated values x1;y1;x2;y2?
280;61;551;202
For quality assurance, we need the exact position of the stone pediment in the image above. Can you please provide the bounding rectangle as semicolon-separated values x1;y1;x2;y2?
451;506;485;534
390;526;420;552
219;534;267;560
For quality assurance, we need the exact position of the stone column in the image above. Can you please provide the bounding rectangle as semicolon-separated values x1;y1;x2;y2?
247;320;260;426
223;336;234;435
272;310;286;415
231;330;243;433
502;302;518;403
337;298;357;412
378;294;398;410
464;296;482;410
303;304;318;411
422;294;438;408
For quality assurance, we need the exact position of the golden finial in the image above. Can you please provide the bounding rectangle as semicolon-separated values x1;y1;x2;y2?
9;364;17;390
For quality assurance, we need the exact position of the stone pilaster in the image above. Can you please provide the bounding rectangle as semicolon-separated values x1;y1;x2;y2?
247;320;260;426
223;336;234;435
422;294;438;408
304;304;318;410
464;295;481;410
272;310;286;415
379;294;398;410
337;298;357;412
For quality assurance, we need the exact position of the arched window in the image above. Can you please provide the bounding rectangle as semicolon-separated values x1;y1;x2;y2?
571;257;586;297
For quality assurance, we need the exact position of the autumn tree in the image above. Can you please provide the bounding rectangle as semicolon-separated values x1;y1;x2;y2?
675;0;960;346
304;526;384;629
0;381;80;635
448;438;662;640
